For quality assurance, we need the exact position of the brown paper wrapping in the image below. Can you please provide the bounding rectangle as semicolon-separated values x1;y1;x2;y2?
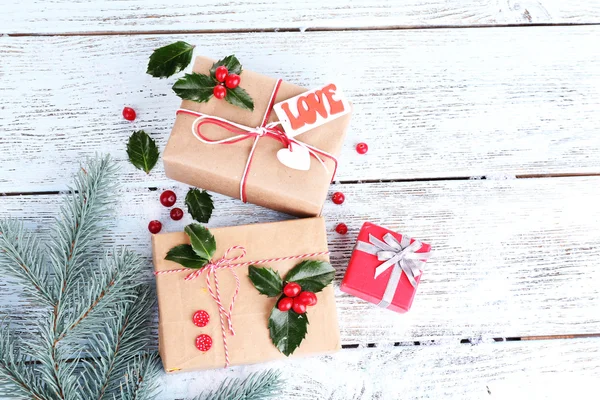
152;217;341;373
163;56;352;217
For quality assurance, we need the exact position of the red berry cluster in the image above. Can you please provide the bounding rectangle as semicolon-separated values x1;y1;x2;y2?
277;282;318;314
213;66;241;99
148;190;185;234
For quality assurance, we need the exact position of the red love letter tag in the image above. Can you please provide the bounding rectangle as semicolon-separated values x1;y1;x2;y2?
273;83;351;137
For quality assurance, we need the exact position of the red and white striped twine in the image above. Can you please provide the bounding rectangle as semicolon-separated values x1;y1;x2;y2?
154;246;329;368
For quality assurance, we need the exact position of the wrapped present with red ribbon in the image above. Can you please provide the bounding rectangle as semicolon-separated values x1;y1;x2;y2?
340;222;431;313
152;217;340;373
163;56;352;217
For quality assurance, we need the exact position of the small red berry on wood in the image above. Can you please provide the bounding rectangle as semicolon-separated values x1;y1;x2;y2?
278;297;294;312
297;291;317;307
192;310;210;327
213;85;227;99
283;282;301;298
335;223;348;235
332;192;345;205
225;74;241;89
356;142;368;154
160;190;177;207
122;107;136;121
170;207;184;221
215;66;228;82
148;220;162;234
292;298;307;314
195;334;212;352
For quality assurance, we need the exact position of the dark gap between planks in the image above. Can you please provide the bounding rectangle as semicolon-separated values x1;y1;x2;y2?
342;333;600;349
3;22;600;37
2;173;599;197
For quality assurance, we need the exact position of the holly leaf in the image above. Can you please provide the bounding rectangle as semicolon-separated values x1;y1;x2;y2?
248;266;283;297
268;304;309;356
209;55;243;77
165;244;209;269
225;86;254;111
147;41;195;78
185;188;214;223
126;130;159;174
184;224;216;261
172;73;216;102
284;260;335;293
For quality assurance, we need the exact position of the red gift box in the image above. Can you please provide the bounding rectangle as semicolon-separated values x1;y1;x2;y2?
340;222;431;313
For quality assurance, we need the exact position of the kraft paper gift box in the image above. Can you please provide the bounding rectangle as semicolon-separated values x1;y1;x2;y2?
163;56;352;217
340;222;431;313
152;217;341;372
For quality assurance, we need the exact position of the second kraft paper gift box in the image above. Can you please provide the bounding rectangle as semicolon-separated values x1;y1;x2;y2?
151;217;341;373
162;56;352;217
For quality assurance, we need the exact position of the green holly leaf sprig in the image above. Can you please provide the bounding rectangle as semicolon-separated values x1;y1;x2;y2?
185;188;214;223
126;130;159;174
172;55;254;111
146;42;254;111
165;223;216;270
248;260;335;356
147;41;195;79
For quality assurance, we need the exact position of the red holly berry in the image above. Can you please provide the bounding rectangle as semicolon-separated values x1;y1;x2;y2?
192;310;210;327
225;74;241;89
148;220;162;234
297;291;317;307
160;190;177;207
213;85;227;99
283;282;301;298
215;66;228;82
277;297;294;312
170;207;184;221
356;142;368;154
122;107;136;121
292;298;307;314
335;223;348;235
332;192;345;205
195;334;212;352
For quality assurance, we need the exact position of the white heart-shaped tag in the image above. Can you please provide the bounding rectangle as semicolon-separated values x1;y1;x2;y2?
276;142;311;171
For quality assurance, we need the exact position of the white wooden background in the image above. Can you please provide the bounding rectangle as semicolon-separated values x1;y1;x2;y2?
1;1;600;399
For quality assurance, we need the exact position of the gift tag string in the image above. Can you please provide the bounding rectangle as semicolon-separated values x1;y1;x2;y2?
155;246;330;368
176;78;338;203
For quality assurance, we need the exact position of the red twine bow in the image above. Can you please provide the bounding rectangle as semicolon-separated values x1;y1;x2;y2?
176;79;339;203
155;246;330;368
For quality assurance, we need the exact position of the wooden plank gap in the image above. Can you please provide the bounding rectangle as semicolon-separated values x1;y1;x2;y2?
516;173;600;179
4;22;600;38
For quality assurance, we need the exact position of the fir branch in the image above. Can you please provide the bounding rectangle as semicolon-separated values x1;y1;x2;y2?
0;220;53;306
57;249;145;343
26;313;79;400
115;353;162;400
80;286;156;400
42;155;119;399
0;155;162;400
48;154;118;305
0;323;46;400
193;370;283;400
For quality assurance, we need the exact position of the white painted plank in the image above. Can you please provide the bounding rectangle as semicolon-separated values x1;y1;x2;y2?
2;177;600;342
2;0;600;34
157;338;600;399
1;28;600;192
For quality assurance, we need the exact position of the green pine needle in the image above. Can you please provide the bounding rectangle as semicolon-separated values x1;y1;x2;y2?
193;369;284;400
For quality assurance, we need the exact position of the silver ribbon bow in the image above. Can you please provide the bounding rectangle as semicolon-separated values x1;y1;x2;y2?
356;233;430;309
